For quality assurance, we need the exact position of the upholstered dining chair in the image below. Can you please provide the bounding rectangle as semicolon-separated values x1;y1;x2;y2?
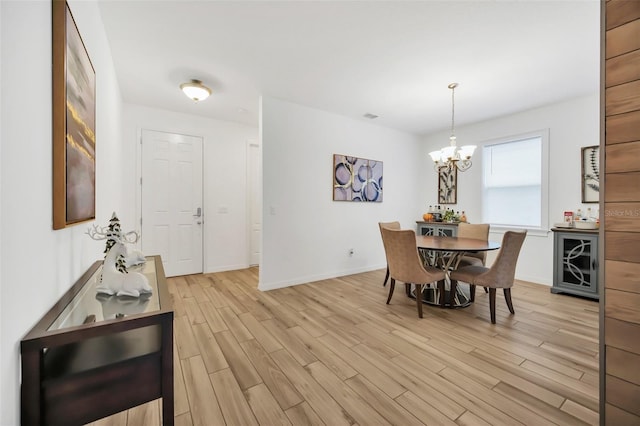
378;221;401;287
450;231;527;324
456;222;490;267
380;228;446;318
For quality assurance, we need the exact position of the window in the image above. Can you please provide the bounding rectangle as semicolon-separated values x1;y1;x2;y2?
482;130;549;231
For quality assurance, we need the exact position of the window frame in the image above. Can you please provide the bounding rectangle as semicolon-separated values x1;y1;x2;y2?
480;129;550;236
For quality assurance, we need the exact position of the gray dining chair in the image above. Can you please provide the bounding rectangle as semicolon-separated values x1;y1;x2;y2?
380;227;446;318
378;221;401;287
450;230;527;324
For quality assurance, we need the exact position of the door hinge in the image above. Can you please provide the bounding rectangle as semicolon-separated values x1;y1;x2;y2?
140;177;142;185
140;217;143;226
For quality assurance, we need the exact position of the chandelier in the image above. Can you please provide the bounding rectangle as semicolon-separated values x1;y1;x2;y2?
428;83;476;172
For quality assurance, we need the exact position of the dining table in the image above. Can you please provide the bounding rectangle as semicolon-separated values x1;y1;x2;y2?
414;235;501;308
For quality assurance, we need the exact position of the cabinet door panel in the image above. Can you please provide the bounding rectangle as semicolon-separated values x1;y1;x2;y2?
437;226;455;237
559;235;595;286
420;226;434;236
552;232;598;298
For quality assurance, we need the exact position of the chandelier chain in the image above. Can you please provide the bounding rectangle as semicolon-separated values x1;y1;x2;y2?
451;85;455;138
428;82;476;172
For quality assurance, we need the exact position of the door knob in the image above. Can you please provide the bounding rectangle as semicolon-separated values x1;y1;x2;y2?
193;207;202;217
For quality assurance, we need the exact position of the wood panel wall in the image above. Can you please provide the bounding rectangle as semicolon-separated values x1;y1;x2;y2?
602;1;640;424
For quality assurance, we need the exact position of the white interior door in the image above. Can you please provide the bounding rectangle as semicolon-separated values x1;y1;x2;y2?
141;129;203;277
249;141;261;266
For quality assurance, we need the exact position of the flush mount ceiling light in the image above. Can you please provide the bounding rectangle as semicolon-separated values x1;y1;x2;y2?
180;79;211;102
428;83;477;172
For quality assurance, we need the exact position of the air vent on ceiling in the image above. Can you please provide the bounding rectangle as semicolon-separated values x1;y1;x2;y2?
363;113;379;119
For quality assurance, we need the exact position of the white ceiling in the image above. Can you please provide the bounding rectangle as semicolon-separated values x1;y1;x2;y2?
97;0;600;136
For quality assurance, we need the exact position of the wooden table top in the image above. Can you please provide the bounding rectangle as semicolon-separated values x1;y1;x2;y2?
416;235;500;252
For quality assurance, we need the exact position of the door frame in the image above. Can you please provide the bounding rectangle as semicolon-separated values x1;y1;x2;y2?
246;138;261;267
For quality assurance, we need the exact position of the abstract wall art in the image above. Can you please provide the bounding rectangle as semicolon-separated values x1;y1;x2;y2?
333;154;383;202
438;166;457;204
581;145;599;203
52;0;96;229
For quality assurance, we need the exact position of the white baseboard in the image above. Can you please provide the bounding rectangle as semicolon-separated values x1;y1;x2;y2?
258;264;386;291
205;263;250;274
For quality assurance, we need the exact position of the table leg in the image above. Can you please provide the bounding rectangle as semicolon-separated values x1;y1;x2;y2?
450;280;458;307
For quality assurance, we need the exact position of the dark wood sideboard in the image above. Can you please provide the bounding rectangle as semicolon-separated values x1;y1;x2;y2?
20;256;174;425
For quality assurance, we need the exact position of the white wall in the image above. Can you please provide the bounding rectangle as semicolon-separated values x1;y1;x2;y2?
420;94;600;285
0;0;4;417
0;1;126;423
260;96;422;290
122;104;258;273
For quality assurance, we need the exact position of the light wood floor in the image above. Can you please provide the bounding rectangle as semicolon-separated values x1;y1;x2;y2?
91;267;599;426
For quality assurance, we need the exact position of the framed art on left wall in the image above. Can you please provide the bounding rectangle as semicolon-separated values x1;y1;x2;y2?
52;0;96;229
333;154;383;202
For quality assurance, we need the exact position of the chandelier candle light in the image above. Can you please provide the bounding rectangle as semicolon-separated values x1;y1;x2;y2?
429;83;476;172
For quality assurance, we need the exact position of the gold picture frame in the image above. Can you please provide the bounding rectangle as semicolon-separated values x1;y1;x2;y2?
52;0;96;229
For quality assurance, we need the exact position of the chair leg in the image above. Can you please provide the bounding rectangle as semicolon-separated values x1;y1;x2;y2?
469;284;476;302
386;278;396;304
383;265;389;287
504;288;515;314
437;279;446;307
405;283;411;297
449;279;457;308
415;284;423;318
489;288;497;324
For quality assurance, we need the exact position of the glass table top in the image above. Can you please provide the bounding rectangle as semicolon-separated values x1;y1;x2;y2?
48;259;161;331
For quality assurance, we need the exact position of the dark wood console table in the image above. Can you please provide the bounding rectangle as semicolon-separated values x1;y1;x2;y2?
20;256;174;425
